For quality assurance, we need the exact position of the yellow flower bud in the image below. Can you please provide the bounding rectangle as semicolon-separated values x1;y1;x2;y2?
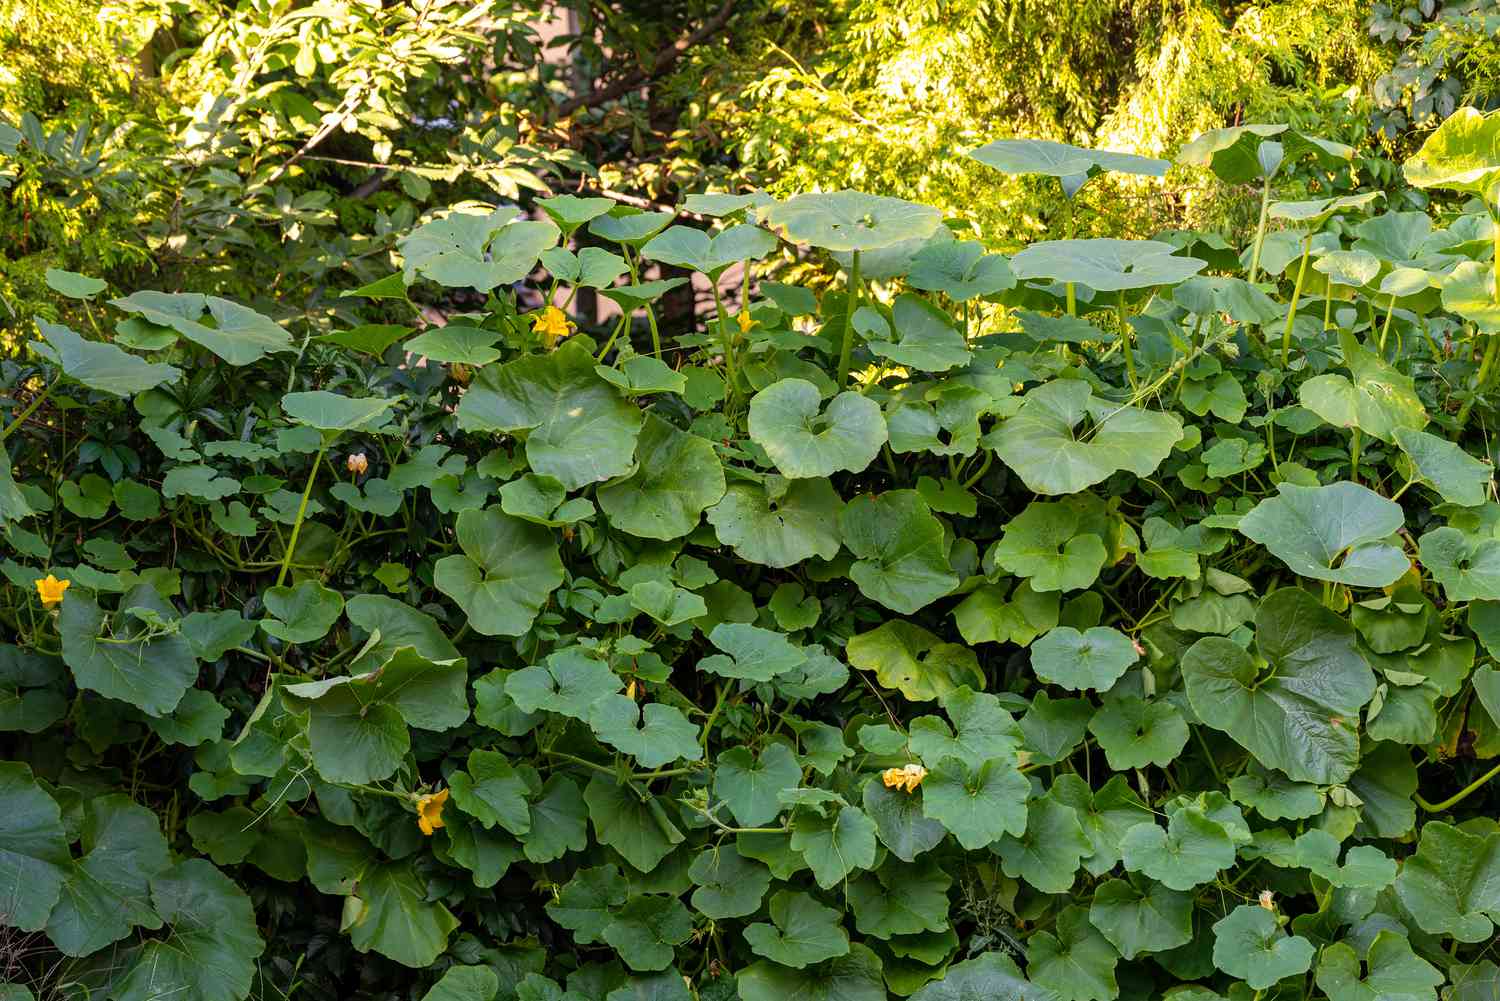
346;452;369;476
881;763;928;794
737;310;755;335
532;306;573;348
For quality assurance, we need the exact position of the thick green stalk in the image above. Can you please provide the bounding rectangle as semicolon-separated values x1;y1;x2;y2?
1455;218;1500;428
1280;234;1312;365
709;279;738;402
1415;758;1500;813
1379;293;1397;353
1117;291;1138;393
1323;272;1333;331
275;443;327;587
1350;428;1362;484
0;377;57;443
1065;282;1076;317
1247;174;1273;285
835;250;863;389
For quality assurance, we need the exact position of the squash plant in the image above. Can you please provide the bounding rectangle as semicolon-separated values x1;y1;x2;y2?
5;110;1500;1001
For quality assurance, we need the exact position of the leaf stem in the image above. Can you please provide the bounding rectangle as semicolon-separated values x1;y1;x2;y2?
835;250;862;389
275;442;328;587
1280;233;1312;366
0;377;59;443
709;279;738;403
1247;174;1273;285
1415;759;1500;813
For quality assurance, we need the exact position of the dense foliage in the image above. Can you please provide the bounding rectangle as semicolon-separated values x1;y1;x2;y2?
7;98;1500;1000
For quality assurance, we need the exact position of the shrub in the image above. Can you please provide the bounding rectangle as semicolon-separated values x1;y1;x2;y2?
4;114;1500;1000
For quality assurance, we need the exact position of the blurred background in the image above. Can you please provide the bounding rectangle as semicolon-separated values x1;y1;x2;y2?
2;0;1497;330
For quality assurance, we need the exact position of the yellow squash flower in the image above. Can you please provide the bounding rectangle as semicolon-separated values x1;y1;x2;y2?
415;789;449;835
881;763;928;794
532;306;572;348
736;310;755;335
346;452;369;476
35;574;70;607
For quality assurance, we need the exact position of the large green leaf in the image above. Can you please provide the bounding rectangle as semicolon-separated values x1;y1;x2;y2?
1210;905;1314;991
399;210;560;290
1418;526;1500;602
111;859;266;1001
433;506;564;636
1030;626;1138;691
1010;239;1205;291
839;490;957;613
714;743;803;826
598;415;726;540
0;762;70;932
1403;105;1500;195
909;952;1060;1001
1297;329;1426;442
1394;426;1492;506
1315;932;1443;1001
763;191;942;252
921;755;1028;849
1118;807;1235;891
347;859;459;967
1087;877;1193;960
748;379;887;478
706;477;844;568
1236;481;1409;587
46;795;170;956
790;804;878;887
642;223;778;277
59;583;198;717
457;340;644;489
847;620;983;702
32;320;180;396
985;380;1182;496
968;138;1167;183
111;291;294;365
1026;905;1119;1001
1182;588;1375;784
1392;820;1500;942
281;390;400;433
744;890;850;967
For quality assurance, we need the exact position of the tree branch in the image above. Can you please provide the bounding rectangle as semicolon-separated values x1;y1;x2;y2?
551;0;736;120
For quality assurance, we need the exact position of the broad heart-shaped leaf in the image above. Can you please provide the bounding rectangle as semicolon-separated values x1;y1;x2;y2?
1026;905;1119;1001
967;138;1168;181
457;340;644;490
715;743;803;826
1183;588;1375;784
1237;481;1409;587
32;320;180;396
910;951;1061;1001
1087;877;1193;960
1395;426;1492;506
1392;820;1500;942
538;193;615;232
448;748;531;835
60;583;197;717
744;890;851;967
1088;696;1189;769
345;593;461;672
603;895;694;971
1030;626;1138;691
707;477;844;568
421;966;501;1001
867;856;957;932
506;647;621;719
1011;239;1205;291
763;190;943;252
1441;259;1500;332
588;697;702;768
1179;123;1351;182
989;497;1109;592
261;579;344;643
1298;329;1427;442
839;490;957;613
864;295;973;372
922;755;1028;849
0;762;70;932
749;379;886;478
994;794;1090;893
282;646;468;783
45;794;171;956
907;241;1017;300
847;620;983;702
110;859;266;1001
1418;526;1500;601
1211;905;1314;991
985;380;1183;496
399;209;559;290
347;859;459;967
111;291;294;365
546;864;627;943
1315;932;1443;1001
642;223;778;277
862;780;946;863
910;686;1023;765
583;774;685;873
433;506;563;636
597;415;726;540
737;942;887;1001
790;804;878;887
689;844;772;919
281;390;400;432
1049;774;1151;876
701;622;807;682
1119;806;1236;891
1403;105;1500;195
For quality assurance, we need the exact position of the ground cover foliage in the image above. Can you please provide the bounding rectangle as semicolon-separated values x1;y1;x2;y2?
7;108;1500;1001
